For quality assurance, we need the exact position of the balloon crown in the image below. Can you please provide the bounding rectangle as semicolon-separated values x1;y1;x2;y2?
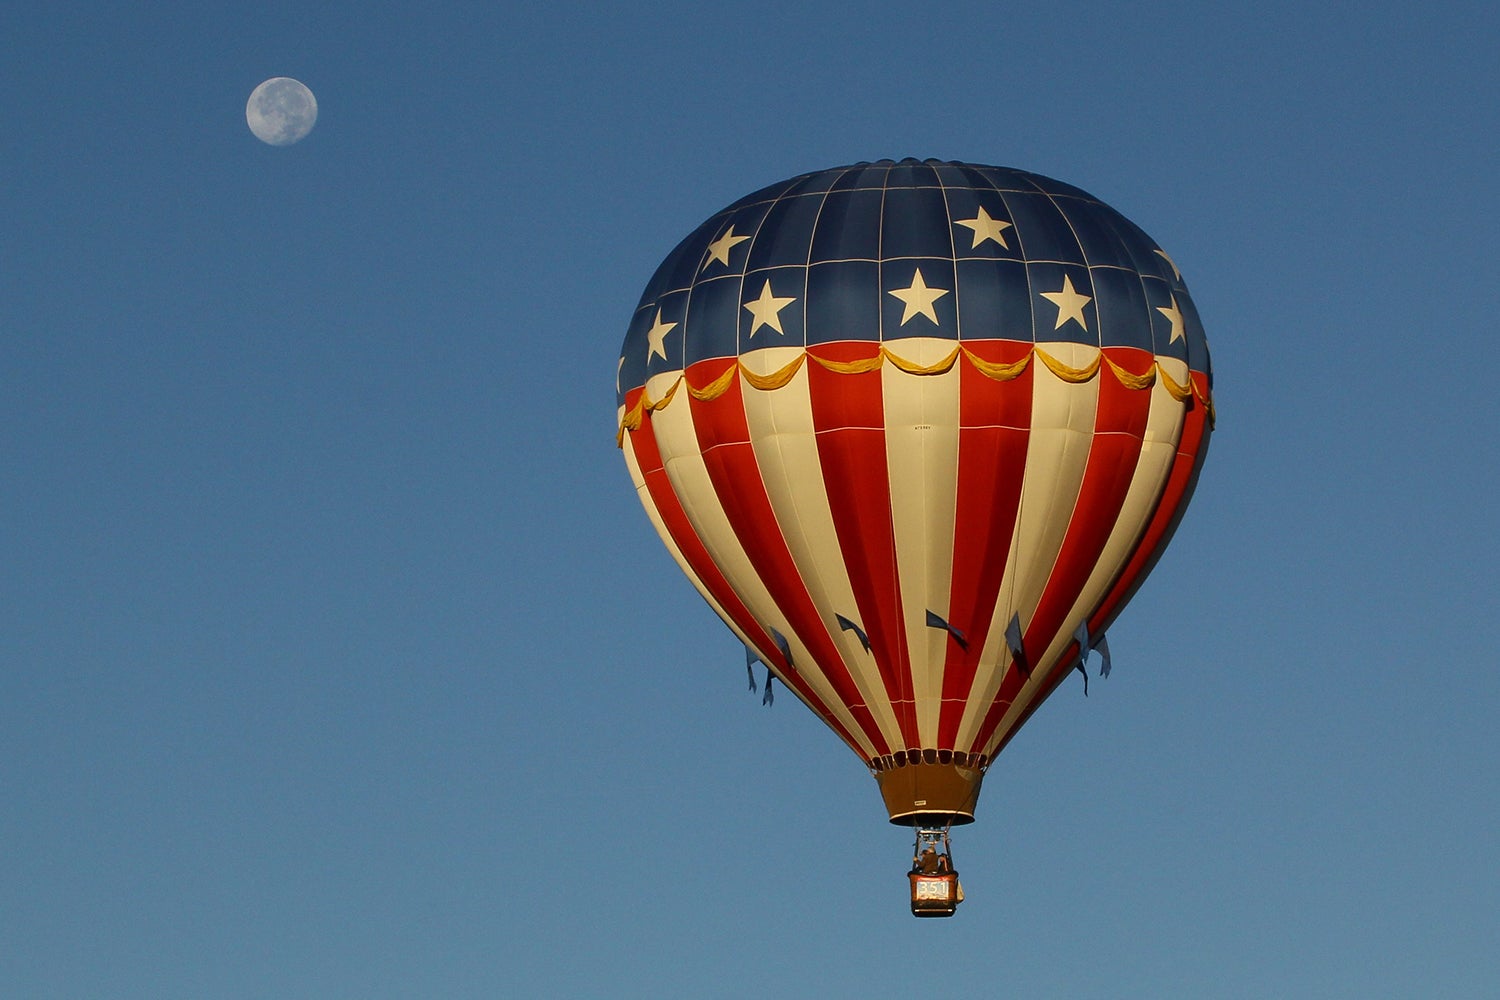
618;159;1210;417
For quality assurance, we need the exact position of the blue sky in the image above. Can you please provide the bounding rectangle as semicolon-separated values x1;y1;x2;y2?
4;2;1498;997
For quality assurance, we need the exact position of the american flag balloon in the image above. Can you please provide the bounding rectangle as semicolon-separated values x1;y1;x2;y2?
617;159;1212;826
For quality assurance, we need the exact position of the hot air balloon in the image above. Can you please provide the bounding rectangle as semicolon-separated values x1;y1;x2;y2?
615;159;1212;916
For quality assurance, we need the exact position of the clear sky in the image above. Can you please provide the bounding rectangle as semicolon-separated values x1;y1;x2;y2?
4;3;1497;997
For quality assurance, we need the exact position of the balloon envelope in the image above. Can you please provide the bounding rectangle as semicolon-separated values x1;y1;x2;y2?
617;160;1212;825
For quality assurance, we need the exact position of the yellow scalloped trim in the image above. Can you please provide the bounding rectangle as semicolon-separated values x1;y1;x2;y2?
1103;354;1158;392
960;347;1032;381
741;354;806;391
618;344;1214;441
1036;348;1102;383
686;362;740;400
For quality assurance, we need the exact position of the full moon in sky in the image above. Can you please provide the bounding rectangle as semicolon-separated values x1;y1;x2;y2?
246;77;318;146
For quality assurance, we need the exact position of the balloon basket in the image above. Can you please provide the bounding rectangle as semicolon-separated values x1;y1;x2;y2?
908;828;963;918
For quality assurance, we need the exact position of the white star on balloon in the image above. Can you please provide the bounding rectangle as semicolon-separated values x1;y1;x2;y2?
743;280;796;336
1156;295;1185;343
702;226;750;271
1040;275;1092;331
1155;248;1182;282
645;309;678;361
954;207;1013;249
888;268;950;326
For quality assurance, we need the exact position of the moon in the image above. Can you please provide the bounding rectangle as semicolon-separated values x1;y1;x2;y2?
246;78;318;146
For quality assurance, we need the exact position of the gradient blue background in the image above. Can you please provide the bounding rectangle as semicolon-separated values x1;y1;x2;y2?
4;3;1497;997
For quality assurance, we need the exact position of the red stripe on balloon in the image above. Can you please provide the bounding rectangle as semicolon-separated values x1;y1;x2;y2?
986;375;1211;759
625;385;866;757
936;339;1034;752
970;346;1157;754
983;367;1212;761
1088;367;1213;636
684;364;889;757
805;342;920;751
